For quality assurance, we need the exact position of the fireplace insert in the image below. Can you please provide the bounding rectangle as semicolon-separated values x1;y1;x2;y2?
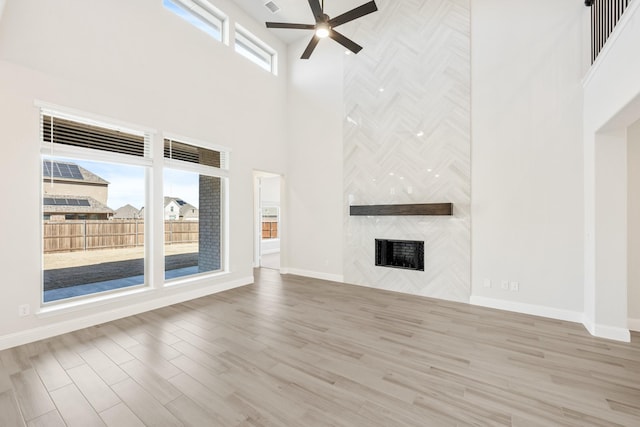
375;239;424;271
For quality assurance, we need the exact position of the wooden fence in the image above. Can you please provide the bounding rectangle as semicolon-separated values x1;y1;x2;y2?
43;220;198;253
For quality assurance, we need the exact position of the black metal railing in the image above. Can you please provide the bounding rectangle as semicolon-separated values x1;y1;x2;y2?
586;0;632;63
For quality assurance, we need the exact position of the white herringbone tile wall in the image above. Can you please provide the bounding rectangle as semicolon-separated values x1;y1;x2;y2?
344;0;471;302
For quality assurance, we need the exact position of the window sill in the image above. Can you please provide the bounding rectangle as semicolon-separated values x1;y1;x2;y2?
164;269;230;288
37;286;151;318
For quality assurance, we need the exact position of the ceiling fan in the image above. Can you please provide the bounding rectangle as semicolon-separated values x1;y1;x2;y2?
266;0;378;59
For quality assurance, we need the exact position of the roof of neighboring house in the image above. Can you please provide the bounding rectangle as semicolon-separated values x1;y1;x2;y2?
43;195;114;214
164;196;187;207
42;160;109;185
164;197;198;218
113;204;142;219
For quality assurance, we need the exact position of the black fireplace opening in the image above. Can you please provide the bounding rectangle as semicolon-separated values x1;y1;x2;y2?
375;239;424;271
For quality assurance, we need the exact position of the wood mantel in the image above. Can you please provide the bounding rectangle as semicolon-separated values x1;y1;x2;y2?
349;203;453;216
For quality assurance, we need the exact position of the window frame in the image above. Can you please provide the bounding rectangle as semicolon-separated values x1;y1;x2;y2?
36;105;233;310
163;132;230;282
38;103;154;306
234;24;277;75
163;0;229;44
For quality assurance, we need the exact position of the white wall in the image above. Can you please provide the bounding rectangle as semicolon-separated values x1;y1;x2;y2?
0;0;288;348
583;0;640;340
471;0;585;318
629;118;640;329
260;176;280;205
284;38;345;282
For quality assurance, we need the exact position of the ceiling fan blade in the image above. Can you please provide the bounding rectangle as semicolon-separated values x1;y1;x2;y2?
329;29;363;54
329;1;378;28
266;22;315;30
301;35;321;59
308;0;324;21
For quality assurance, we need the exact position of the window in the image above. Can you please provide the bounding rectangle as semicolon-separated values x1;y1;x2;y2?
41;109;150;303
39;106;231;306
234;24;277;74
163;0;227;43
261;207;279;240
164;137;228;281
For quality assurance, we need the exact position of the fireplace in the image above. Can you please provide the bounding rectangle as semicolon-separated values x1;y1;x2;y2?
375;239;424;271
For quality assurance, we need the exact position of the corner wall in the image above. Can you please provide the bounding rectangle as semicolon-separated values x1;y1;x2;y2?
284;37;345;282
629;118;640;331
471;0;585;319
583;0;640;341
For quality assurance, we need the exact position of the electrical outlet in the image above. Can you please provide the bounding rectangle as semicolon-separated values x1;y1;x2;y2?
483;278;491;288
510;281;519;292
18;304;30;317
501;280;509;290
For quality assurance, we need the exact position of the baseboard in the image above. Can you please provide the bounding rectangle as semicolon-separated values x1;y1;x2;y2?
470;297;631;342
470;296;583;323
582;314;631;342
582;315;596;336
261;248;280;255
282;268;344;283
628;317;640;332
0;276;253;351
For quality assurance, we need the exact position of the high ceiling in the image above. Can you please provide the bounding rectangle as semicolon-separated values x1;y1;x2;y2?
233;0;368;44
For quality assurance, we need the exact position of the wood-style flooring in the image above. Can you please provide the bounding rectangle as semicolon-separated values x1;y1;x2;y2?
1;268;639;426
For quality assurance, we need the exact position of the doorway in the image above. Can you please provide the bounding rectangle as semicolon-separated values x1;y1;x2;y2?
628;118;640;332
253;171;282;270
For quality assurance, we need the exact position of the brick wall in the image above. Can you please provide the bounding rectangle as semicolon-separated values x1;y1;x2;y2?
198;149;221;272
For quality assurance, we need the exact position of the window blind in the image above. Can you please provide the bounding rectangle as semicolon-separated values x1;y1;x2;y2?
164;138;228;169
41;114;149;158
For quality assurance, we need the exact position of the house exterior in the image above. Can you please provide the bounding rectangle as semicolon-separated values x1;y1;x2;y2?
42;160;114;220
164;197;198;221
113;204;142;219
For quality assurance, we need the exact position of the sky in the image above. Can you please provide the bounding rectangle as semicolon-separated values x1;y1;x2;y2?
44;157;200;210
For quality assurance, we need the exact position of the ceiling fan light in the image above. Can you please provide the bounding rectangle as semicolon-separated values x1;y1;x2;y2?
315;23;330;38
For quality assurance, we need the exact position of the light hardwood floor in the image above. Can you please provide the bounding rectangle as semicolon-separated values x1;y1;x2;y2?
1;269;639;426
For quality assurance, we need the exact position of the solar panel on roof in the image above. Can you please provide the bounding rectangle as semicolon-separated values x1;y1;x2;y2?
42;161;83;179
42;197;91;206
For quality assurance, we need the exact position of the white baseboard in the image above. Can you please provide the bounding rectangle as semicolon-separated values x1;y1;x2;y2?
584;317;630;342
470;296;631;342
628;317;640;332
470;296;583;323
261;248;280;255
282;267;344;283
0;276;253;351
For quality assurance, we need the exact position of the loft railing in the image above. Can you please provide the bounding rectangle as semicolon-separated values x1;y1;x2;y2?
585;0;633;63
